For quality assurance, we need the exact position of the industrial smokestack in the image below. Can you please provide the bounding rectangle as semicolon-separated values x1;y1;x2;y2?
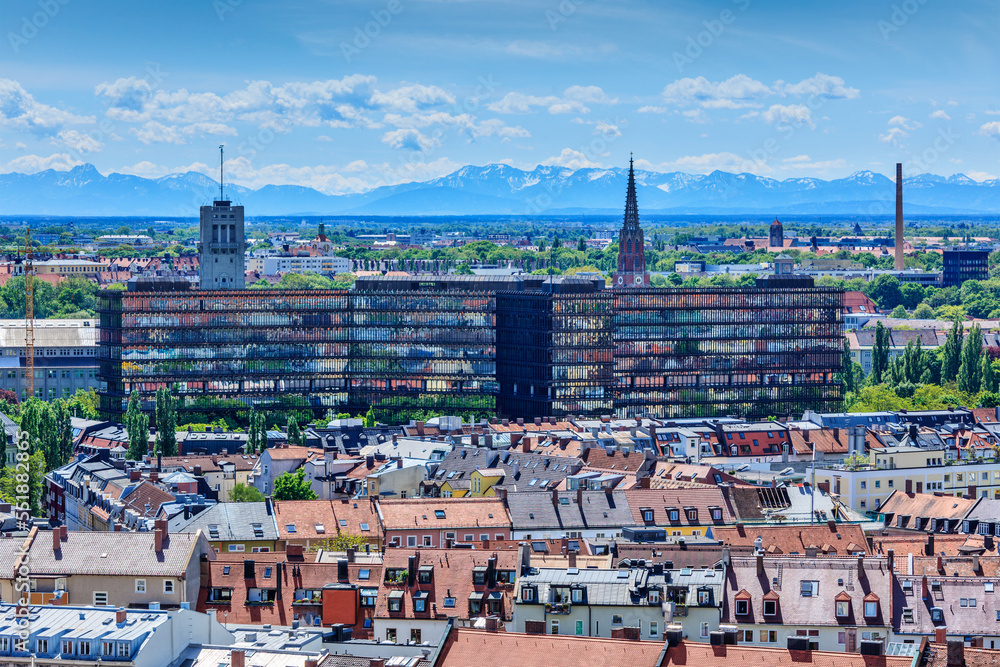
895;162;904;270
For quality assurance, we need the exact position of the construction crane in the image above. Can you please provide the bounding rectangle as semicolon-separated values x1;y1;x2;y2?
24;229;34;400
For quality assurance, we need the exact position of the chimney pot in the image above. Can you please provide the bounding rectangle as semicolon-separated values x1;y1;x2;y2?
231;649;246;667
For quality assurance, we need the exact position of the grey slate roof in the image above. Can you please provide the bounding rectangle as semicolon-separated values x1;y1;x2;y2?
429;446;582;491
171;500;278;540
16;529;209;577
506;490;633;531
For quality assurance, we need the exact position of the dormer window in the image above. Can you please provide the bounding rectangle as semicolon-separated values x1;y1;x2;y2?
736;599;749;616
763;600;777;616
864;600;878;618
836;600;850;617
649;589;661;604
521;586;536;602
667;507;679;522
686;507;698;522
418;565;434;584
641;508;654;523
473;566;488;585
710;507;723;521
697;588;711;605
571;587;585;603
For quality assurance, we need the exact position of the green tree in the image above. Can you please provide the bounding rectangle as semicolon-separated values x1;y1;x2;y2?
286;415;303;446
848;384;911;412
331;532;370;550
272;469;317;500
246;406;267;454
912;303;934;319
125;390;149;461
981;353;998;394
889;304;908;319
867;275;904;310
155;387;178;457
959;323;984;394
0;450;46;516
838;339;856;393
229;483;265;502
363;406;377;428
66;388;99;419
942;319;964;381
453;263;474;275
577;237;587;252
871;321;890;384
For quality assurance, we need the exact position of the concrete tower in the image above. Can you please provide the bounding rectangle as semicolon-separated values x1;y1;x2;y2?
613;155;649;287
198;147;245;289
894;162;904;271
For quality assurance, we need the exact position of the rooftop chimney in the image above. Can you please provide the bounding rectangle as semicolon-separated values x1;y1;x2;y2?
154;528;164;552
116;608;127;625
231;649;246;667
895;162;904;271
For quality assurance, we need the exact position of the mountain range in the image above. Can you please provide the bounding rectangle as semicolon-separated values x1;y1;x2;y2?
1;163;998;217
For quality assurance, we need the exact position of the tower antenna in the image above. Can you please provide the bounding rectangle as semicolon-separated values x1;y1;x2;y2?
219;145;225;202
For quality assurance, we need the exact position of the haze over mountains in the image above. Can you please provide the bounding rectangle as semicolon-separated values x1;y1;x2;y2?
2;163;998;217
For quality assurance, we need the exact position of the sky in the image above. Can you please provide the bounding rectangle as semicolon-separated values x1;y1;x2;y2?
0;0;998;194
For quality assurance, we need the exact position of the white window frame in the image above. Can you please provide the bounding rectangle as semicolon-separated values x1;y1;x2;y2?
163;580;174;594
135;579;146;594
94;591;109;606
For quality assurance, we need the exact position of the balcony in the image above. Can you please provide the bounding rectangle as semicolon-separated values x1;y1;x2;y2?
545;603;571;614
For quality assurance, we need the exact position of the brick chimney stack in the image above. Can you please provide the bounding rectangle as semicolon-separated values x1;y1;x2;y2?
895;162;904;270
231;650;246;667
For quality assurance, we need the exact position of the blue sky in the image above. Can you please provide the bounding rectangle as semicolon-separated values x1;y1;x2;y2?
0;0;998;194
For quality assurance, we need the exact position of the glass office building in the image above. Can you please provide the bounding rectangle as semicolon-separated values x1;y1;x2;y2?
612;284;844;420
98;276;843;424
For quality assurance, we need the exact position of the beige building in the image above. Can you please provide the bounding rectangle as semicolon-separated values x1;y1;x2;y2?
158;454;258;501
0;524;213;609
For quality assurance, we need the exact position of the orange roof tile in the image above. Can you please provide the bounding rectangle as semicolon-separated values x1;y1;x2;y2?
438;627;664;667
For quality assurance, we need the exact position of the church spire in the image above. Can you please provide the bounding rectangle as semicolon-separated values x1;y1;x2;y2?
623;153;639;231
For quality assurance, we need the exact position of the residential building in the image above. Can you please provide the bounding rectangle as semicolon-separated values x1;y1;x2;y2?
274;499;381;551
0;604;231;667
512;564;723;641
721;555;893;651
0;319;98;401
198;547;382;638
374;547;523;644
659;641;914;667
259;254;350;275
713;523;870;556
0;524;212;609
622;487;739;539
506;489;633;541
158;453;259;501
251;445;324;496
377;498;511;548
171;501;279;554
847;328;943;374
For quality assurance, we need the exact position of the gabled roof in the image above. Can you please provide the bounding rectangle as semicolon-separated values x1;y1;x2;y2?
623;488;737;526
378;498;510;531
713;524;869;556
505;490;633;531
437;627;664;667
661;641;911;667
172;501;278;541
879;490;976;530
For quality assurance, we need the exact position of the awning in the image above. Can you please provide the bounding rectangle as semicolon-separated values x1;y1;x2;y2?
487;592;503;600
468;591;485;600
361;588;378;597
388;590;404;600
413;591;429;599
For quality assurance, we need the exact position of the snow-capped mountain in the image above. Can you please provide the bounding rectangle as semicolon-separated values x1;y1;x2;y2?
0;163;997;216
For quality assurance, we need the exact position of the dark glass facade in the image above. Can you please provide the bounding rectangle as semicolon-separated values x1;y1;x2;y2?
496;288;614;419
98;279;843;423
612;286;844;419
942;247;989;287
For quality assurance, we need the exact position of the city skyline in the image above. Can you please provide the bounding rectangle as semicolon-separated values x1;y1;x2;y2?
0;0;998;197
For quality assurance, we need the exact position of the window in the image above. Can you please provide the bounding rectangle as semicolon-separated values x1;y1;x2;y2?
700;623;710;638
422;535;432;546
667;508;680;522
407;536;417;547
763;600;777;616
388;596;402;612
361;588;377;607
411;629;421;644
163;580;174;594
743;630;754;643
228;544;245;552
117;642;130;658
551;620;559;635
736;599;749;616
760;630;777;643
801;581;818;597
612;614;623;625
80;640;91;655
649;589;660;604
642;509;654;522
444;597;456;608
480;534;489;541
62;641;73;655
836;601;849;617
264;567;272;578
135;579;146;593
697;589;711;605
94;592;108;606
358;569;370;581
861;481;866;489
987;583;995;593
650;621;659;638
865;601;878;617
103;641;114;657
386;628;397;643
37;639;48;654
414;597;427;612
571;588;584;603
464;534;473;541
903;608;914;623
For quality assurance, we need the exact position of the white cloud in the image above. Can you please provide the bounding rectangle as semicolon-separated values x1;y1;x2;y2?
782;155;812;163
488;85;615;115
660;74;773;109
128;120;240;145
979;121;1000;138
381;128;440;152
55;129;104;153
0;152;84;174
888;115;920;129
966;171;998;182
0;79;94;134
879;126;909;145
761;104;814;128
930;110;951;120
317;135;333;142
467;118;530;140
541;148;603;170
593;121;621;138
775;73;859;99
504;40;617;59
779;157;847;170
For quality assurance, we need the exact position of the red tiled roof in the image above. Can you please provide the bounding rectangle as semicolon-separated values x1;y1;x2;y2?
582;448;645;473
438;628;664;667
662;642;911;667
377;498;510;531
622;488;738;526
713;524;870;556
265;446;323;461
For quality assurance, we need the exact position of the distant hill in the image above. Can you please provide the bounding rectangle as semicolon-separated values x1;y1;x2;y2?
1;163;997;216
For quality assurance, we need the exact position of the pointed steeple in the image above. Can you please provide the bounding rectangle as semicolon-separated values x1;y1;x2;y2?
623;153;640;231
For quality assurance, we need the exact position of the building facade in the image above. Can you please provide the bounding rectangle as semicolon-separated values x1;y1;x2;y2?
197;199;245;289
942;246;989;287
1;319;98;401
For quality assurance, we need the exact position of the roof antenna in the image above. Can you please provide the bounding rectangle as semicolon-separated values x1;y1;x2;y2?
219;144;225;202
